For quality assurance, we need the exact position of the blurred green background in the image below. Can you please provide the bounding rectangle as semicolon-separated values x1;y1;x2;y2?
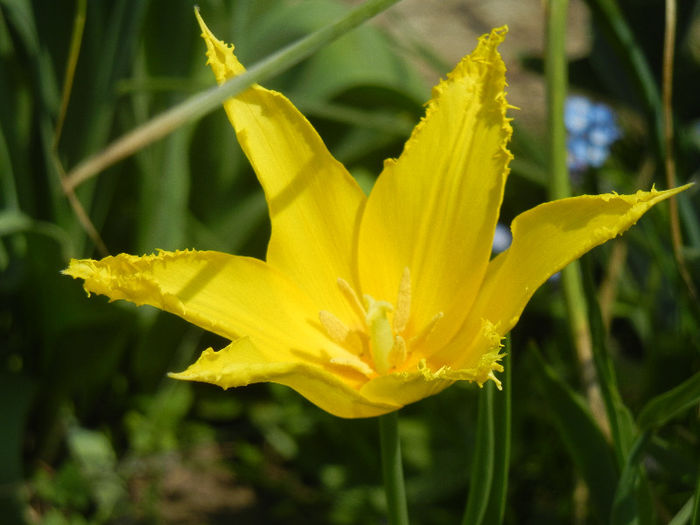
1;0;698;523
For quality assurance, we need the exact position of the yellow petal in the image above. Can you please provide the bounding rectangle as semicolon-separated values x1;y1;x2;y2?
433;185;691;368
360;349;505;409
196;11;366;325
357;27;512;344
63;250;368;376
170;337;400;419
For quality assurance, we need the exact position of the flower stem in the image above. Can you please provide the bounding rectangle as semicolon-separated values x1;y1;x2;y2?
545;0;609;437
379;411;409;525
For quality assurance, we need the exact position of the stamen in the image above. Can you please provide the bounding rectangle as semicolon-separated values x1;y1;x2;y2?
388;335;407;369
410;311;444;347
319;310;350;344
393;267;411;334
337;277;367;319
329;356;375;376
320;309;369;368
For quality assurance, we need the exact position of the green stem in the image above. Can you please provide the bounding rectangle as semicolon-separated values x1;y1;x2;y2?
63;0;402;191
545;0;570;201
461;339;511;525
379;411;409;525
545;0;610;437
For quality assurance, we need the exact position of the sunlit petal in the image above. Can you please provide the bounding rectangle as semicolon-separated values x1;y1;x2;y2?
64;250;369;377
196;11;367;325
358;27;512;345
432;185;690;368
170;337;400;418
360;349;505;409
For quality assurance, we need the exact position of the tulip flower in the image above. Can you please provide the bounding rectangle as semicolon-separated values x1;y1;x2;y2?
64;13;687;418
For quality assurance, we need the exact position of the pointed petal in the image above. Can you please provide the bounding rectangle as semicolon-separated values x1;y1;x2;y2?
357;27;512;342
433;185;691;368
170;337;400;419
63;250;367;374
196;11;366;323
360;351;504;409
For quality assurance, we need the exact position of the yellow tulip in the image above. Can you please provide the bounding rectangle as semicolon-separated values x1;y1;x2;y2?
64;12;688;418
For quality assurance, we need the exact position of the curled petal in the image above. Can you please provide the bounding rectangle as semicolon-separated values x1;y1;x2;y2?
64;250;369;380
360;349;505;411
433;185;691;369
171;338;400;419
196;11;366;326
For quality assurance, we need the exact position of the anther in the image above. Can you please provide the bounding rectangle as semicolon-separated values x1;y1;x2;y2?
319;310;350;344
388;335;407;369
337;277;367;319
393;267;411;334
329;356;375;376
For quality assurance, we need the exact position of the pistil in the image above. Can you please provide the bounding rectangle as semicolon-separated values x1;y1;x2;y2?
364;296;395;375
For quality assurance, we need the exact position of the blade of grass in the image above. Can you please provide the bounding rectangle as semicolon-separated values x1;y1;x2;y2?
692;471;700;525
531;344;619;520
461;378;495;525
581;257;638;463
52;0;86;150
583;0;662;152
581;257;655;523
379;411;409;525
585;0;696;298
610;432;651;525
668;496;695;525
482;342;511;524
136;126;192;251
63;0;404;192
637;371;700;431
661;0;697;300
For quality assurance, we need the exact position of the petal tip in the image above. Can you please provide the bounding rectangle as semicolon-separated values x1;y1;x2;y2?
195;8;245;83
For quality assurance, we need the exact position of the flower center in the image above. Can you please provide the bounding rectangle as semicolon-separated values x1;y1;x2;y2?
319;268;443;375
363;295;404;375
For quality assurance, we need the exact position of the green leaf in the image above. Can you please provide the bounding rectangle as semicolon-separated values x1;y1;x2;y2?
461;339;511;525
668;495;695;525
531;344;619;520
0;374;36;523
582;256;638;465
66;424;126;521
610;432;650;525
461;376;495;525
482;343;511;524
692;472;700;525
637;371;700;431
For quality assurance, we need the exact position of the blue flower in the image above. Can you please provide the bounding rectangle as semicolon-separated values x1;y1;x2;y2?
565;96;621;173
492;223;512;254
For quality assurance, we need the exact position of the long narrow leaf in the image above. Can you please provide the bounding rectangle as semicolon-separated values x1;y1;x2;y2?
668;496;695;525
692;472;700;525
637;371;700;431
461;376;495;525
531;344;619;520
482;342;511;524
610;432;650;525
63;0;403;191
582;256;638;464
